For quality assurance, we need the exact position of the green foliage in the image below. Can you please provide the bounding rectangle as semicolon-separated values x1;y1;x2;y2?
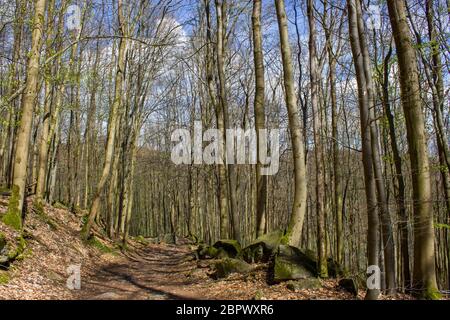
2;185;22;231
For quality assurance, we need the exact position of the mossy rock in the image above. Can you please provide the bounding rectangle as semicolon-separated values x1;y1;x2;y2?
0;255;8;266
242;230;284;263
196;244;219;259
338;278;359;296
213;258;252;279
272;245;316;283
213;239;242;259
7;236;26;261
0;271;10;285
286;278;322;291
1;236;26;267
302;249;346;278
327;258;346;278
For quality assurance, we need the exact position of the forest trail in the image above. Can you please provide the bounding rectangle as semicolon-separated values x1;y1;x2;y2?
0;197;416;300
78;243;201;300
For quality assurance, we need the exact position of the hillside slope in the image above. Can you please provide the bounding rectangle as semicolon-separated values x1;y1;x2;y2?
0;196;122;299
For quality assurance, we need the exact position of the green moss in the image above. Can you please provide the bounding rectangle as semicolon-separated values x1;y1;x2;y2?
272;245;316;282
243;230;286;263
213;258;252;279
71;205;83;216
33;201;58;230
135;235;149;245
7;236;27;260
280;232;290;245
33;200;45;215
196;244;219;259
318;263;329;279
0;232;6;251
0;271;10;285
87;236;117;255
0;186;11;194
422;286;442;300
274;259;294;279
16;247;32;261
53;202;68;210
253;290;264;300
213;240;242;258
2;185;22;230
286;278;322;291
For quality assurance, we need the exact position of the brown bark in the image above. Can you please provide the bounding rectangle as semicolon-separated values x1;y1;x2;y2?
387;0;440;299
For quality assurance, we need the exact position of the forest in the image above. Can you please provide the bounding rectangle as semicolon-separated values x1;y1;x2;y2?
0;0;449;301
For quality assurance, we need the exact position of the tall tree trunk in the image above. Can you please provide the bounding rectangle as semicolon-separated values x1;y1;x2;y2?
215;0;240;241
308;0;328;278
252;0;267;238
425;0;450;292
36;0;61;204
354;0;396;293
83;0;127;239
324;1;344;265
381;43;411;291
3;0;47;230
1;0;25;187
387;0;440;299
347;0;380;300
275;0;308;247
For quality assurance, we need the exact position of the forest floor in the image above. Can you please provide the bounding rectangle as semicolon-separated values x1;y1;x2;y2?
0;196;415;300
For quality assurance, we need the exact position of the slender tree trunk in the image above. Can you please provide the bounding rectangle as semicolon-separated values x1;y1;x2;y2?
354;0;396;293
308;0;328;278
252;0;267;238
381;43;411;291
324;3;344;265
83;0;127;239
347;0;380;300
275;0;308;247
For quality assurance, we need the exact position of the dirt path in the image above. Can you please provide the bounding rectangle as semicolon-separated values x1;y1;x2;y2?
75;242;369;301
77;243;202;300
